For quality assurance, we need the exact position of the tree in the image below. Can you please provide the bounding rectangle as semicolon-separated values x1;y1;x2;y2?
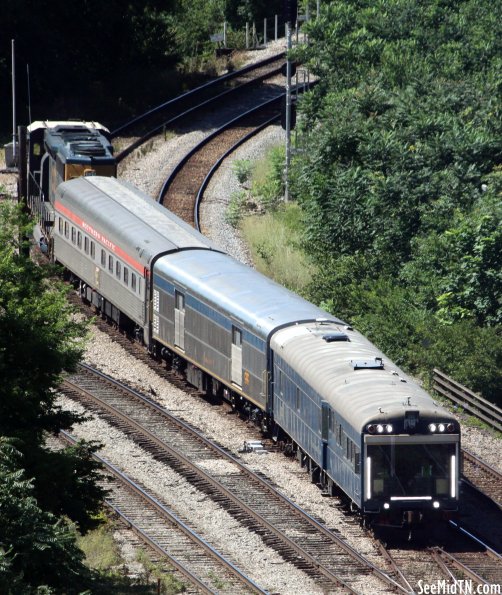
0;201;106;529
287;0;502;402
0;438;91;593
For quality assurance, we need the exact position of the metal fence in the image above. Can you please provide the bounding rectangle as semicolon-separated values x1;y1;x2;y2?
433;369;502;433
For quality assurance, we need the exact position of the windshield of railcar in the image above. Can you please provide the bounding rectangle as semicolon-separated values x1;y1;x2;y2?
367;443;456;498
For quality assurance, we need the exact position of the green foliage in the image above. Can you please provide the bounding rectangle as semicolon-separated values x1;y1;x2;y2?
0;438;91;593
78;521;121;571
232;159;253;184
285;0;502;403
241;204;314;293
0;203;108;587
225;190;248;227
135;550;187;594
251;145;285;211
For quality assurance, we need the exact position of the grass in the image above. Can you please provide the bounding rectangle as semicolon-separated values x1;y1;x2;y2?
78;522;122;571
241;203;315;295
135;549;187;594
76;515;187;593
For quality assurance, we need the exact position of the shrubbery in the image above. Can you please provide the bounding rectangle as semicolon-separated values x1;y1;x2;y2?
289;0;501;403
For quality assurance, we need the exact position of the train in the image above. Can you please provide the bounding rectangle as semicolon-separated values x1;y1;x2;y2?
23;120;461;528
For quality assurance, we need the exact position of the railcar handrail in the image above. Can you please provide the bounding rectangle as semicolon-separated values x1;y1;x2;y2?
433;369;502;433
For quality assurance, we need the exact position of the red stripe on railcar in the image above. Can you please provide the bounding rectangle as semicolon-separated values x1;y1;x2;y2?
55;201;145;275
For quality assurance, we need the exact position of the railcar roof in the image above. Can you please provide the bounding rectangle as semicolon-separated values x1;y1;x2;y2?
270;322;453;429
27;120;110;134
154;249;345;339
56;177;219;268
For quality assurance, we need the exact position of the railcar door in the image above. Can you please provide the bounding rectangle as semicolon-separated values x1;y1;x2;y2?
174;290;185;350
231;326;242;387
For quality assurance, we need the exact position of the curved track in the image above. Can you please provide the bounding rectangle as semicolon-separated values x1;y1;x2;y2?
158;96;282;226
60;363;406;594
113;54;285;163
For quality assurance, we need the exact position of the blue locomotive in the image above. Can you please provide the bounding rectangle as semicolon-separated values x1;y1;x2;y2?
25;121;460;527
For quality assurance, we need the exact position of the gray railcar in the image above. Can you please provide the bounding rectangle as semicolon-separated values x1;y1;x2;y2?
152;249;344;415
53;176;217;340
270;320;460;520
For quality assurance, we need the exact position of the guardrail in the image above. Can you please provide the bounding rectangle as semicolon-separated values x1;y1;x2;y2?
433;369;502;433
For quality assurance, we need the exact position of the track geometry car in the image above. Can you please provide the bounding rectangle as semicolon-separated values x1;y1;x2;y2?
23;120;461;527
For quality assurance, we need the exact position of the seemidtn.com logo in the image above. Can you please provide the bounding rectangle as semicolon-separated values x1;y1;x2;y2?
418;580;501;595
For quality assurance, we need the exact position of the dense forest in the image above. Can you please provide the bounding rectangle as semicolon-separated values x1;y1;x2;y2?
0;0;282;134
289;0;501;403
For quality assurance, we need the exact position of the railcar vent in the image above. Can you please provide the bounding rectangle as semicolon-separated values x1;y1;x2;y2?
68;141;106;156
323;332;350;342
351;357;384;370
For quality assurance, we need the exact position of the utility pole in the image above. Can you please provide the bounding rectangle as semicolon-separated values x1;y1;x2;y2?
11;39;17;165
284;0;297;202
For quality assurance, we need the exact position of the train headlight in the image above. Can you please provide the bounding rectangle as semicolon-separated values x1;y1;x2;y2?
383;503;390;510
438;423;446;432
428;423;437;432
386;424;393;433
433;501;440;509
367;424;376;434
376;424;384;433
447;423;455;433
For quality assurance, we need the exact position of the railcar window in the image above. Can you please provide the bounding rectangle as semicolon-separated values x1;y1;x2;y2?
64;221;69;238
336;422;342;446
71;227;76;244
84;237;89;254
131;273;137;292
232;327;242;346
108;255;113;273
58;218;63;234
368;443;454;497
115;261;121;279
123;267;129;286
355;450;361;474
138;278;142;295
328;409;335;432
77;231;82;249
90;241;95;259
101;250;106;267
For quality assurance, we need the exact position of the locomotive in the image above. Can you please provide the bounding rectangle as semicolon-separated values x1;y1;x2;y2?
23;120;461;527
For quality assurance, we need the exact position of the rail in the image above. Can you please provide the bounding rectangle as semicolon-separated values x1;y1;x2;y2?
110;53;285;137
433;369;502;433
63;363;407;594
59;429;268;594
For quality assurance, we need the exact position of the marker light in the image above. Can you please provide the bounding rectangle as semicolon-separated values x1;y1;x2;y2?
447;423;455;432
438;423;445;432
383;503;390;510
376;424;384;433
367;424;376;434
366;457;372;500
433;501;440;509
386;424;393;433
429;423;437;432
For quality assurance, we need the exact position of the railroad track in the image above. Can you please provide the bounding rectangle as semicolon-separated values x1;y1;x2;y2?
57;431;265;594
60;362;406;594
376;522;502;594
112;53;286;162
462;449;502;508
158;95;282;226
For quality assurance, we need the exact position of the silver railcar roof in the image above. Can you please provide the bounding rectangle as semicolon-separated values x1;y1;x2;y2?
271;321;453;429
154;249;345;340
55;177;219;268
